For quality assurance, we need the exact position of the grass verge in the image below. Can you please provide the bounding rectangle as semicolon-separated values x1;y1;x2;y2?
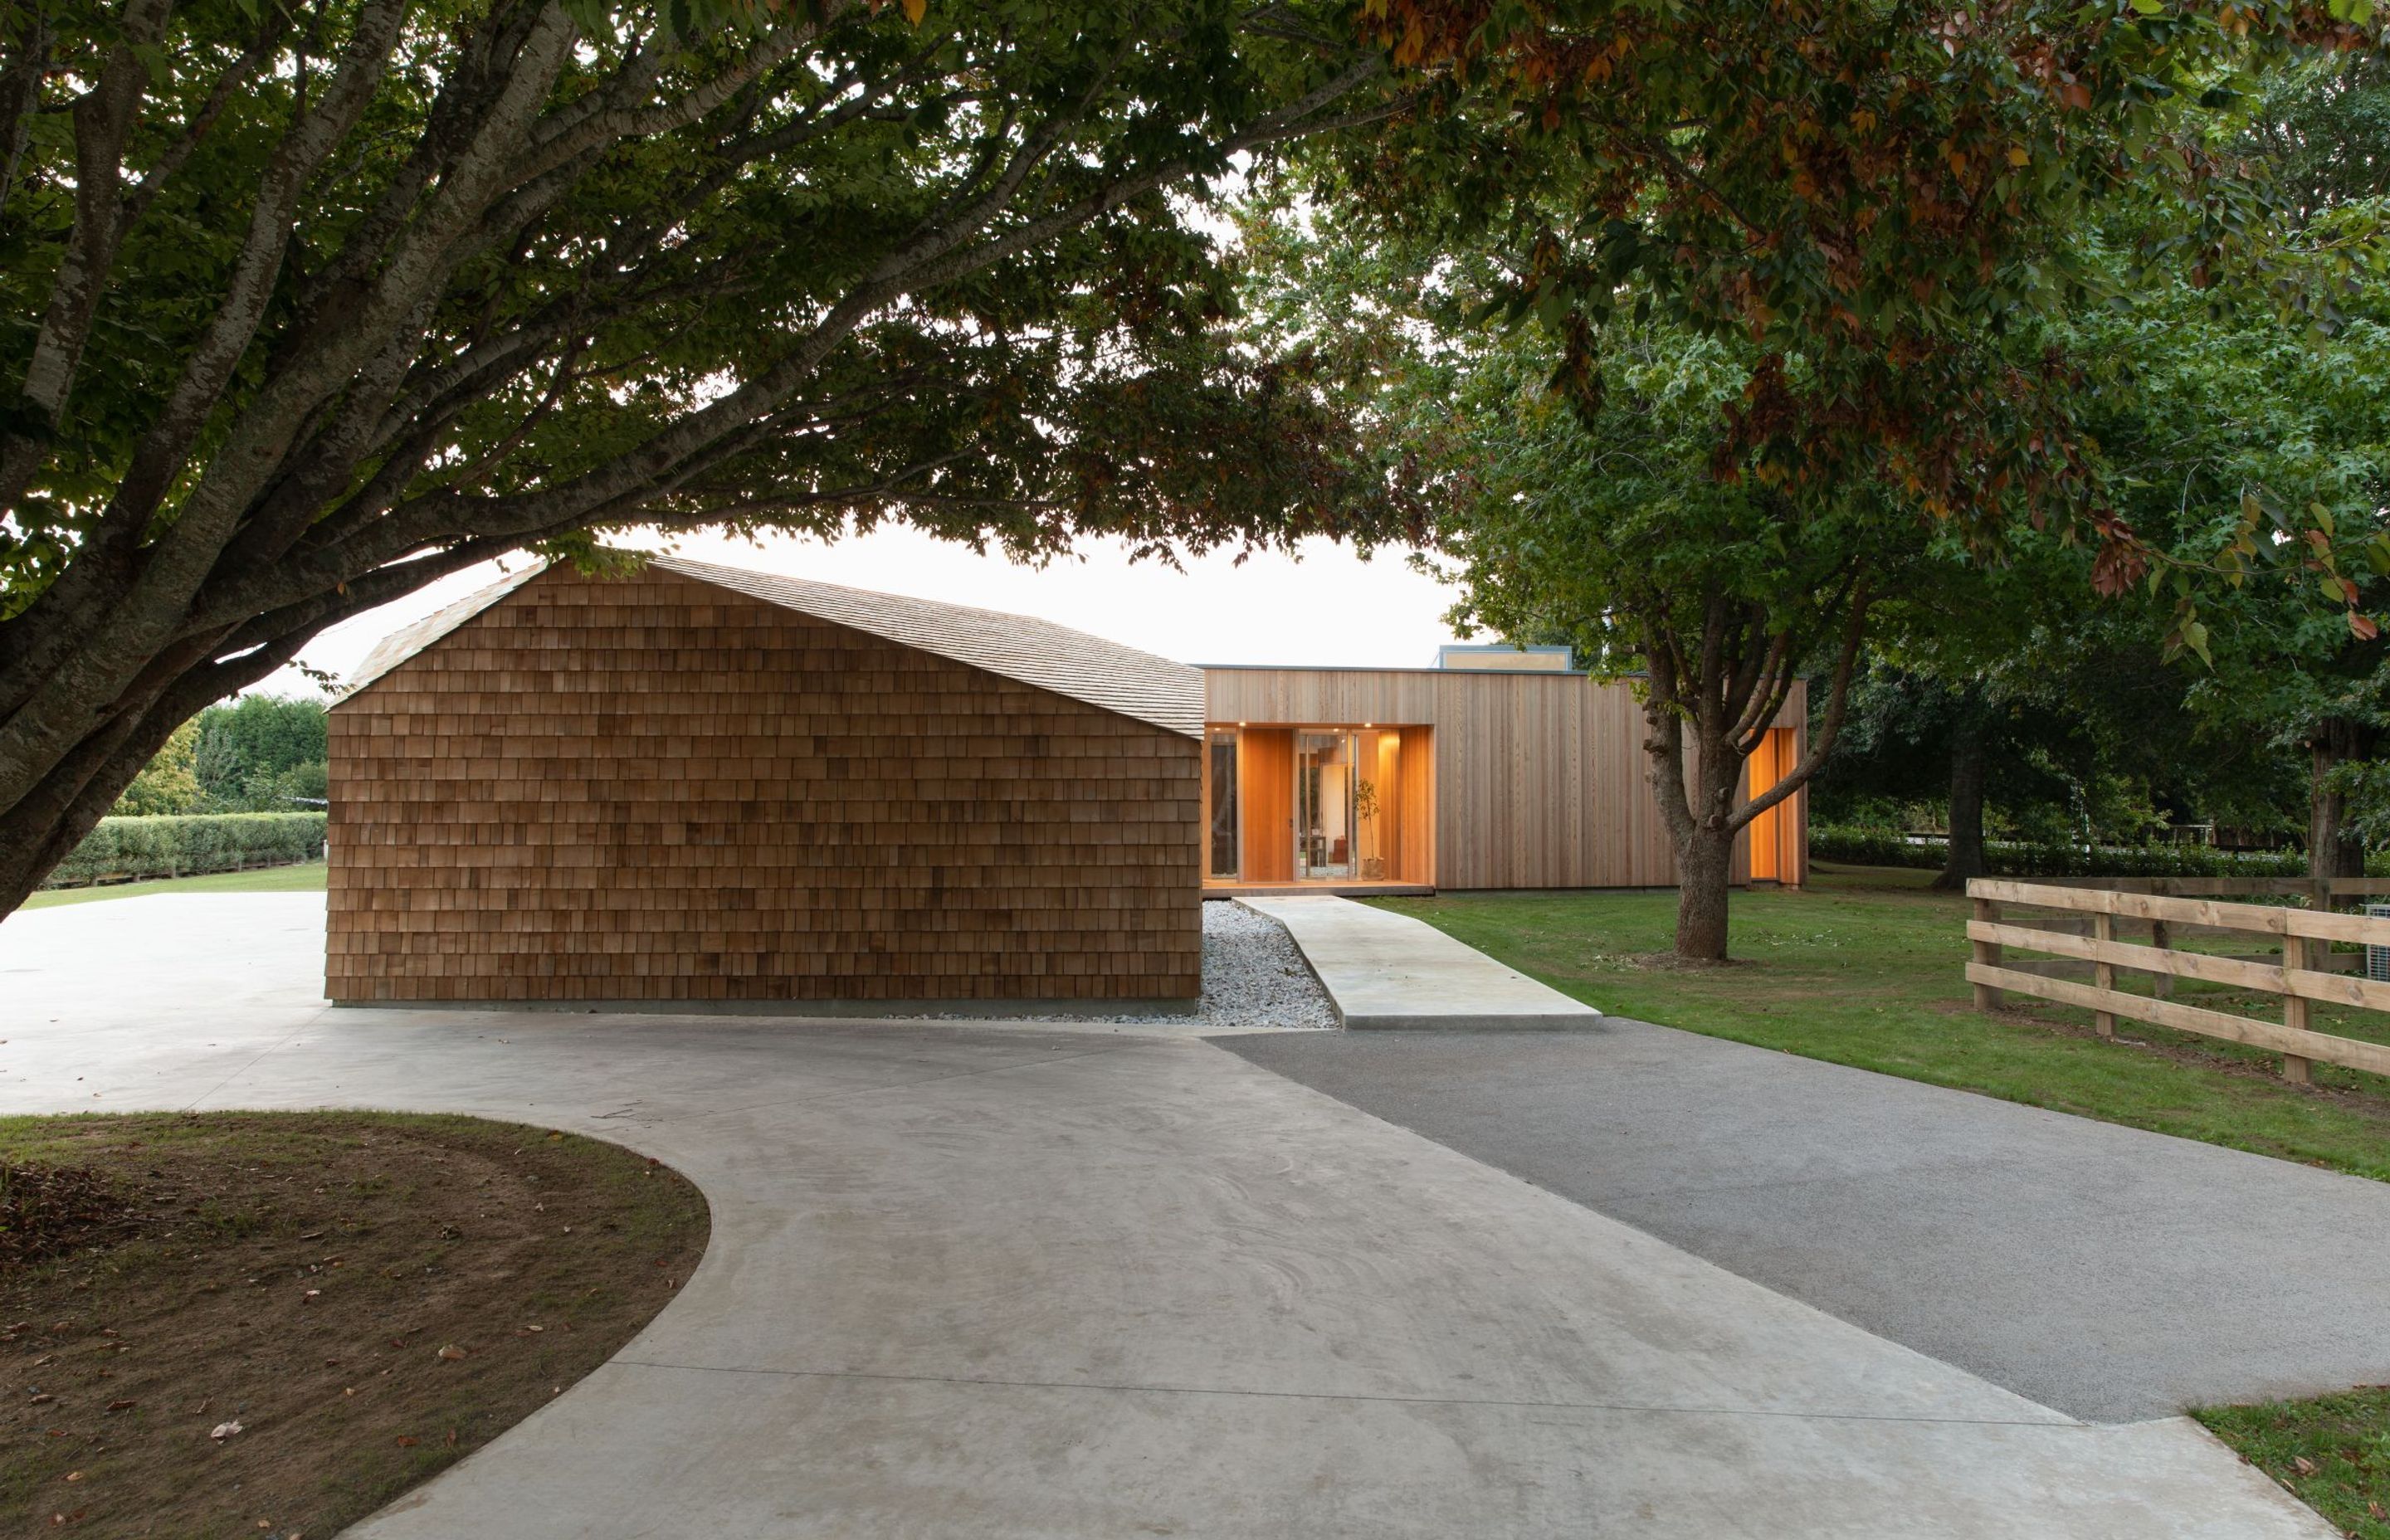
22;863;328;909
0;1112;707;1538
2197;1389;2390;1539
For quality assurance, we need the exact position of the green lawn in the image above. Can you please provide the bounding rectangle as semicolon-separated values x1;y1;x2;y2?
22;860;327;908
1374;864;2390;1182
2196;1390;2390;1540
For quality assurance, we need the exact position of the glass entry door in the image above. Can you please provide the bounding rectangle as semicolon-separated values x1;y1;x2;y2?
1295;731;1357;880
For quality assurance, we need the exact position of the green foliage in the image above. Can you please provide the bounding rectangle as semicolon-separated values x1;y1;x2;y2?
45;813;326;889
2245;54;2390;229
1810;824;2319;880
111;719;202;816
1807;56;2390;861
191;694;329;811
1339;0;2383;568
1811;654;2310;846
0;2;1405;612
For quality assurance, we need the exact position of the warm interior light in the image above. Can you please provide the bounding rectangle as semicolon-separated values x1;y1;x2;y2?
1237;721;1246;727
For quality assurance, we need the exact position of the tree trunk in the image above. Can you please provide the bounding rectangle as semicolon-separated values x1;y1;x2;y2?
1931;695;1988;891
1674;824;1736;962
2310;717;2372;880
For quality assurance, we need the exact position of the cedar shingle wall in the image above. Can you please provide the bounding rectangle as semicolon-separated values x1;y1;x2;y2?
327;568;1202;1003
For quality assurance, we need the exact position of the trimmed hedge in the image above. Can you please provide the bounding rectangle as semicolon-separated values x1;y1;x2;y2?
45;812;327;888
1811;824;2322;880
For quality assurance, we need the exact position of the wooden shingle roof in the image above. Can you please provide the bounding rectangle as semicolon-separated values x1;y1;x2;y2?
339;556;1205;739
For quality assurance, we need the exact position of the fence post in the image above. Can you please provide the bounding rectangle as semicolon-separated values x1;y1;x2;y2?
2149;919;2174;999
2092;910;2116;1040
1971;895;2002;1010
2281;933;2314;1085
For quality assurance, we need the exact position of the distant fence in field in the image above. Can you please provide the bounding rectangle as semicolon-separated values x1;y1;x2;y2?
1964;877;2390;1084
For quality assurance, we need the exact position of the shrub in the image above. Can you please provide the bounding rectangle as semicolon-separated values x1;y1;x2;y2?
1810;824;2321;880
113;719;203;816
44;813;327;888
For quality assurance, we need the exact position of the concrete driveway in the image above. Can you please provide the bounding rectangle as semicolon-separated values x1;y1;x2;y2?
0;894;2332;1538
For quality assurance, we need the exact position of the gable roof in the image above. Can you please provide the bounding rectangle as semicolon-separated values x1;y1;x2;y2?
339;562;548;705
337;556;1205;738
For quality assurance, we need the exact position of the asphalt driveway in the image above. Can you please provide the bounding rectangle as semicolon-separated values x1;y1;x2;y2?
0;894;2337;1538
1219;1018;2390;1423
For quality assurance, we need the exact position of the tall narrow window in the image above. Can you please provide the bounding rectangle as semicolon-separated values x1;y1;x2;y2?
1207;729;1240;880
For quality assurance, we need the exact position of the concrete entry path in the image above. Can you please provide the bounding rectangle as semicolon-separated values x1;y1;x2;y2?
0;894;2333;1538
1222;1019;2390;1424
1240;894;1602;1030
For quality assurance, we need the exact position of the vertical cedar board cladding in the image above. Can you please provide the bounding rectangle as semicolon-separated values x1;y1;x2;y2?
327;566;1201;1003
1201;668;1805;890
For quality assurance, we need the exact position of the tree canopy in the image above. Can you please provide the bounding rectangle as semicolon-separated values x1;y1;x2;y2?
0;0;1413;908
1329;0;2382;587
3;0;2383;913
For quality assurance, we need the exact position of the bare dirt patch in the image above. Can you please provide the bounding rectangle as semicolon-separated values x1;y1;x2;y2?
0;1113;708;1538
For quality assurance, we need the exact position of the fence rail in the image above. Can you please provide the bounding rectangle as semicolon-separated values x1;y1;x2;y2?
2054;876;2390;905
1964;878;2390;1083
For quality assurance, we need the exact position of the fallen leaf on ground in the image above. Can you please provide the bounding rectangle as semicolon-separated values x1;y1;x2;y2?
435;1345;466;1362
210;1420;242;1440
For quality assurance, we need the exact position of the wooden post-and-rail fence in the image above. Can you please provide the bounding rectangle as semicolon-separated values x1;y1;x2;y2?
1964;877;2390;1084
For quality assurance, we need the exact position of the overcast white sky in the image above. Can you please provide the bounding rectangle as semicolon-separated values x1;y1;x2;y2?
259;525;1475;697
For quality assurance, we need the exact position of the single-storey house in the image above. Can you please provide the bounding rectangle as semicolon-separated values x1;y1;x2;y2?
325;558;1203;1007
1200;645;1807;894
326;558;1807;1006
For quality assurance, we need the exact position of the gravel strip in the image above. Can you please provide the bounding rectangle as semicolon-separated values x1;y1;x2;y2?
862;900;1338;1029
1174;899;1339;1031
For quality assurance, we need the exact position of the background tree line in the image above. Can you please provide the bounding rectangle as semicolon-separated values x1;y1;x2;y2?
111;694;329;817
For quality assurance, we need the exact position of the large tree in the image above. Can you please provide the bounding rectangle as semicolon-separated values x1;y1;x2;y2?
1268;1;2381;949
1236;205;1925;956
1428;332;1923;958
0;0;1416;911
